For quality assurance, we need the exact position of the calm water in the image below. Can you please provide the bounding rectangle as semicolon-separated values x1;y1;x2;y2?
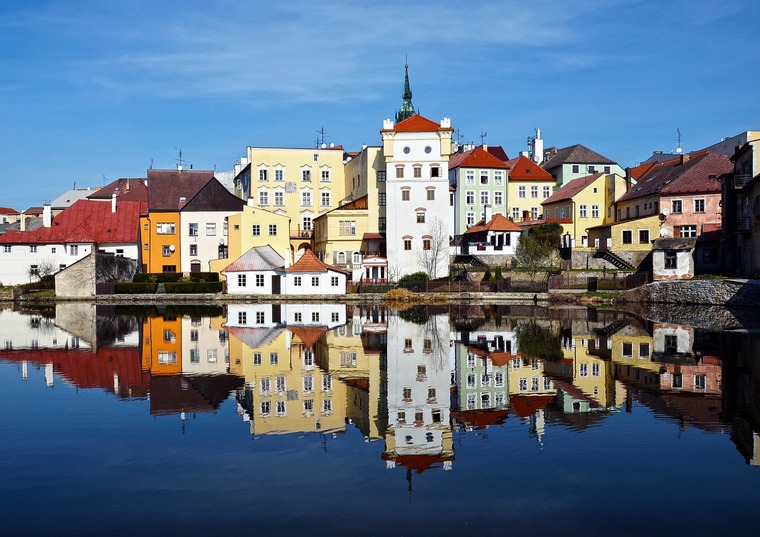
1;302;759;536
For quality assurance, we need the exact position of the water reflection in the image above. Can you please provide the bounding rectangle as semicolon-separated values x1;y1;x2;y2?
3;302;760;470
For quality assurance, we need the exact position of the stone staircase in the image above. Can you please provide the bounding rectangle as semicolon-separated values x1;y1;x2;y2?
594;250;634;270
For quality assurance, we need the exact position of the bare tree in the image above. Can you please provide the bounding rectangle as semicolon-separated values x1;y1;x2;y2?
27;259;56;282
417;217;449;279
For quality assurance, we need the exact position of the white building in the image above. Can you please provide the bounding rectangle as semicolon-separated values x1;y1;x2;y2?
222;245;286;295
282;249;348;295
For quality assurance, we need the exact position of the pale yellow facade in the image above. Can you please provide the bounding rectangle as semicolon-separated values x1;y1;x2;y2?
313;204;368;279
344;146;385;232
209;204;291;278
507;178;556;222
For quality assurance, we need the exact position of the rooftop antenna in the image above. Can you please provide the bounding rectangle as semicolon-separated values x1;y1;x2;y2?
454;128;464;145
676;128;683;154
149;158;153;170
175;148;186;170
316;127;327;148
479;130;488;145
102;174;107;186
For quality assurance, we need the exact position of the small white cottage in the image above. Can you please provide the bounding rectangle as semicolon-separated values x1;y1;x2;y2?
221;245;286;295
283;249;348;295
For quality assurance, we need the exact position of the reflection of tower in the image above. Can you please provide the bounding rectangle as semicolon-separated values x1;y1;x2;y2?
530;408;545;446
382;310;454;476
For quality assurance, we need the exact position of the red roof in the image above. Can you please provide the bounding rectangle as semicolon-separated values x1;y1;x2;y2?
381;453;452;474
88;178;148;202
0;199;146;245
452;408;510;429
510;395;554;417
505;155;554;181
286;249;349;275
449;146;509;170
384;114;453;133
542;173;603;205
147;169;216;211
288;325;328;348
464;213;522;235
0;207;18;214
486;146;509;162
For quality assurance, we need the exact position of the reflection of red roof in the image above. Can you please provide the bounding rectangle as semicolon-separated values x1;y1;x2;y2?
452;408;510;429
510;395;554;417
381;453;452;474
288;325;328;348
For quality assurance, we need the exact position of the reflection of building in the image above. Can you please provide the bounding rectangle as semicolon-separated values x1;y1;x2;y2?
141;314;183;376
383;311;454;474
722;330;760;466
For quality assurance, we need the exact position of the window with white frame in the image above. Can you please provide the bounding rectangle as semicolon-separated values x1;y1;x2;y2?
321;169;330;182
255;274;265;287
579;204;587;218
252;224;260;236
679;225;697;238
543;186;551;198
519;377;528;391
311;276;319;287
274;168;284;182
531;207;540;219
268;224;277;236
259;168;268;181
274;191;284;206
494;191;503;205
518;185;526;198
671;199;683;213
156;222;175;234
238;311;247;324
480;191;489;205
379;192;386;206
302;168;312;182
531;185;538;199
237;274;247;287
465;170;475;185
591;204;600;218
70;245;79;255
494;171;503;185
301;191;311;206
580;363;588;376
694;199;705;213
466;212;475;227
466;191;475;204
512;207;520;220
312;311;320;322
294;276;302;286
321;191;330;207
206;223;216;236
258;190;269;206
188;223;198;236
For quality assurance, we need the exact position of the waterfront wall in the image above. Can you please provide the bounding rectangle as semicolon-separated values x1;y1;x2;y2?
619;279;760;307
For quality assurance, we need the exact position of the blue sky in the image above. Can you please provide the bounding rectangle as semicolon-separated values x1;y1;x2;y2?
2;0;759;211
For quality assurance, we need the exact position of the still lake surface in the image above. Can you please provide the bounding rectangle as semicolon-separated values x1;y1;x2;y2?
1;302;759;536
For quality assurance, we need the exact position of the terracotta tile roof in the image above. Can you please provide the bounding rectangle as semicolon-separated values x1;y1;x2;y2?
332;195;368;211
287;325;328;348
464;213;522;235
510;394;554;418
286;249;349;275
448;146;509;170
88;178;148;202
0;207;18;214
0;199;146;245
384;114;453;133
505;155;554;181
541;144;615;170
541;173;602;205
486;146;509;162
617;152;731;203
222;245;285;273
24;206;44;215
146;169;215;211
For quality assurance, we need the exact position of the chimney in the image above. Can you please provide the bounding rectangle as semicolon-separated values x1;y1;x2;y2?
43;204;51;228
111;193;117;213
247;196;254;207
680;153;690;165
20;211;25;231
482;144;488;152
625;167;632;192
484;204;492;222
533;128;544;164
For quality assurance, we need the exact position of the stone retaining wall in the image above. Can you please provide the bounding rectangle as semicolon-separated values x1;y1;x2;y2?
618;279;760;306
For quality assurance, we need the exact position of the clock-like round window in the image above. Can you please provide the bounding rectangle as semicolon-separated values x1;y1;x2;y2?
424;146;432;154
403;146;411;154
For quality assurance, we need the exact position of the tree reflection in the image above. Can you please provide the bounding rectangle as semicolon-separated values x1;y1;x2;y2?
515;320;563;362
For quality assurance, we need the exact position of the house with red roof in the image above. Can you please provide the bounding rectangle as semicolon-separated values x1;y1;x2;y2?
448;144;510;235
505;154;556;222
283;249;348;295
0;207;19;224
0;198;146;286
541;144;624;187
457;209;523;260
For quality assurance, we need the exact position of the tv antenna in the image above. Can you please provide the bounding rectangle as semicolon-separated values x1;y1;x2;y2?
175;148;186;169
316;127;327;148
676;128;682;154
454;128;464;145
479;130;488;145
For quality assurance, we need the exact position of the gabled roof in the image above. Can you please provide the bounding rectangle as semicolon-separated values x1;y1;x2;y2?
0;207;18;215
617;151;731;203
0;199;146;245
288;325;328;349
448;146;509;170
464;213;522;235
331;195;368;212
486;146;509;162
226;327;284;349
286;249;349;275
222;245;285;273
146;169;216;211
505;155;554;181
88;178;148;202
24;206;44;215
541;173;603;205
384;114;453;133
541;144;615;170
652;237;697;251
50;188;99;209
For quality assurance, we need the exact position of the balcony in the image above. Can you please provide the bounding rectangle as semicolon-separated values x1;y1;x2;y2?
290;226;313;239
733;174;751;189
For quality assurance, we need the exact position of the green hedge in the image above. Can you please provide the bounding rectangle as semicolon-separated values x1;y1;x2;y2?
133;273;183;283
164;282;222;294
115;282;158;294
189;272;219;282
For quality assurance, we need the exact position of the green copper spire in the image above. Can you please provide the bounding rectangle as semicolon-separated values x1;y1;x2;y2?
395;62;415;123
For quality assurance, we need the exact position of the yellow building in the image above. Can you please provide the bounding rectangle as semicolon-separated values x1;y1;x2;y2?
209;202;291;278
587;214;661;255
234;146;349;255
312;196;371;282
505;155;557;222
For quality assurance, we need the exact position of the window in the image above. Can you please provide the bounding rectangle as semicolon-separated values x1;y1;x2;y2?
156;222;175;234
377;171;386;182
531;207;540;219
253;352;262;365
30;265;39;276
322;399;333;413
591;205;600;218
302;191;311;206
423;239;431;250
270;352;279;365
401;189;410;201
311;311;320;322
294;312;302;322
255;274;265;287
3;245;12;253
339;221;356;236
622;343;633;357
311;276;319;286
396;167;404;179
294;276;302;286
404;239;412;250
588;166;596;173
672;374;683;388
188;223;198;236
679;225;697;238
162;245;172;257
275;169;284;182
639;229;650;244
579;204;587;218
664;250;677;269
258;190;269;206
572;164;580;173
494;191;503;205
695;374;706;390
416;211;425;223
413;167;422;178
259;169;268;181
238;274;247;287
480;191;489;205
322;374;332;391
518;186;526;199
466;191;475;204
580;363;588;376
494;171;503;185
694;199;705;213
321;169;330;182
379;193;386;206
252;224;260;236
157;351;176;365
238;311;247;324
480;171;489;185
604;166;611;174
664;335;678;354
274;191;284;206
512;207;520;220
206;223;216;236
531;185;538;199
466;212;475;227
543;186;551;198
302;169;312;182
161;265;174;272
321;192;330;207
426;189;435;200
622;230;632;244
672;199;683;213
639;343;650;358
189;244;197;256
379;217;386;230
465;171;475;185
268;224;277;236
190;349;200;363
302;216;312;232
331;276;339;286
519;377;528;391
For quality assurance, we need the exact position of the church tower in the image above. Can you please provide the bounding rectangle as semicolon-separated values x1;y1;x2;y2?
395;63;416;124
